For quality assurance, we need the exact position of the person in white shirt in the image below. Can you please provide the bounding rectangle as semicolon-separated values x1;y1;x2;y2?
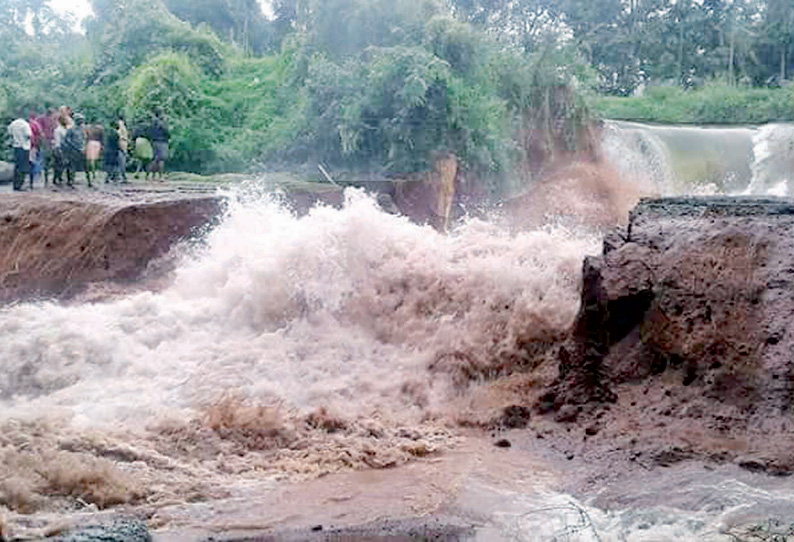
7;111;32;191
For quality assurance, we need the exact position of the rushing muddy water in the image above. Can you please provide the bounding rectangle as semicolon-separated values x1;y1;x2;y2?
0;188;598;538
3;123;794;540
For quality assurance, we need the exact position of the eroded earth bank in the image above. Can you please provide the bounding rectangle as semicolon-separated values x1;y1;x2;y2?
542;197;794;475
3;190;794;542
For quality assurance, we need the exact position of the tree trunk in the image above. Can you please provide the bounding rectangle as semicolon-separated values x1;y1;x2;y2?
243;16;249;55
781;47;787;82
728;31;735;85
677;16;684;85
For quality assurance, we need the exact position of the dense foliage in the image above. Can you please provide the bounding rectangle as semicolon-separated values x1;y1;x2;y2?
0;0;589;187
451;0;794;94
2;0;794;181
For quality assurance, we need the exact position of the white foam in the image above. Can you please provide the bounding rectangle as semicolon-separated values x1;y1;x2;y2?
0;189;596;429
748;123;794;196
601;121;676;196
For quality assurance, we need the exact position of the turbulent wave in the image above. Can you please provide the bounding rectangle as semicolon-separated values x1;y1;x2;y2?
746;123;794;196
601;121;675;196
0;188;596;517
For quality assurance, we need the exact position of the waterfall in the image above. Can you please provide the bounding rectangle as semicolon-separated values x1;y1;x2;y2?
601;120;762;195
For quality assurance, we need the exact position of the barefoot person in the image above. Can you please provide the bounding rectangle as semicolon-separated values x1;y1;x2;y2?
132;126;153;180
84;123;104;188
38;109;58;186
117;115;129;183
52;114;68;186
104;125;121;184
28;111;44;188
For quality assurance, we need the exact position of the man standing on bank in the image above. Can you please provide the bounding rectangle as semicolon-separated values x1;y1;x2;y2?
8;110;32;191
149;108;169;181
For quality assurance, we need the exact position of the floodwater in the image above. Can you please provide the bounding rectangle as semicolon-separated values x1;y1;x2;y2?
3;124;794;540
0;188;593;539
602;120;794;196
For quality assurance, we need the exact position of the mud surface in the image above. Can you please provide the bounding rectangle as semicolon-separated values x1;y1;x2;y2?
545;196;794;474
0;191;224;303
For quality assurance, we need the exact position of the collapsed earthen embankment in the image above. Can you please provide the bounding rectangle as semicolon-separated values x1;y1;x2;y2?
0;179;451;304
0;194;225;303
543;197;794;473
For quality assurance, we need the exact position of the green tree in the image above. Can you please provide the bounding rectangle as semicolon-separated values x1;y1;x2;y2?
163;0;274;53
87;0;227;82
762;0;794;81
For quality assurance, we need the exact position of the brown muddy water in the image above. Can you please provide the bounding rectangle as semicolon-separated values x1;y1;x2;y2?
2;179;794;541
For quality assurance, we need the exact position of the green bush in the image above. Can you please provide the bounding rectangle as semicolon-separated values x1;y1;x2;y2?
0;0;594;188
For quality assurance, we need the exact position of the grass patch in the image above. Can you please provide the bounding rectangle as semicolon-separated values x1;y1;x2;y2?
591;84;794;125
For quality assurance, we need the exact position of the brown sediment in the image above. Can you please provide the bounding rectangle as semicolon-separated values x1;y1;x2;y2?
537;197;794;474
10;185;794;538
0;419;148;514
0;192;224;303
11;170;761;541
501;161;656;231
0;397;455;519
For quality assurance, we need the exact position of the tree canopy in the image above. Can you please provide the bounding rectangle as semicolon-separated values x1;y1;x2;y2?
1;0;794;186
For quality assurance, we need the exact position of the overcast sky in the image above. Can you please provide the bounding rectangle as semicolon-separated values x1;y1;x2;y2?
48;0;273;30
49;0;94;27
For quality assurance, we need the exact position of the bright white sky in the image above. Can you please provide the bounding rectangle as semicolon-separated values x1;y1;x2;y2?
48;0;274;31
48;0;94;29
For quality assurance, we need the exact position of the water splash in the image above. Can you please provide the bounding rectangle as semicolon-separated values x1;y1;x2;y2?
746;124;794;196
602;121;759;195
0;188;596;517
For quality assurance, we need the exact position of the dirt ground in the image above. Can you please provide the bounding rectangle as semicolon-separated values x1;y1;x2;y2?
539;197;794;476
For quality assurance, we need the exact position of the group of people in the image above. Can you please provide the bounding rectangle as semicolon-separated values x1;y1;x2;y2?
7;107;170;191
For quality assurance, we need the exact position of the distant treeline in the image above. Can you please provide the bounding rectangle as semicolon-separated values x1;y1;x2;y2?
1;0;793;182
451;0;794;93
